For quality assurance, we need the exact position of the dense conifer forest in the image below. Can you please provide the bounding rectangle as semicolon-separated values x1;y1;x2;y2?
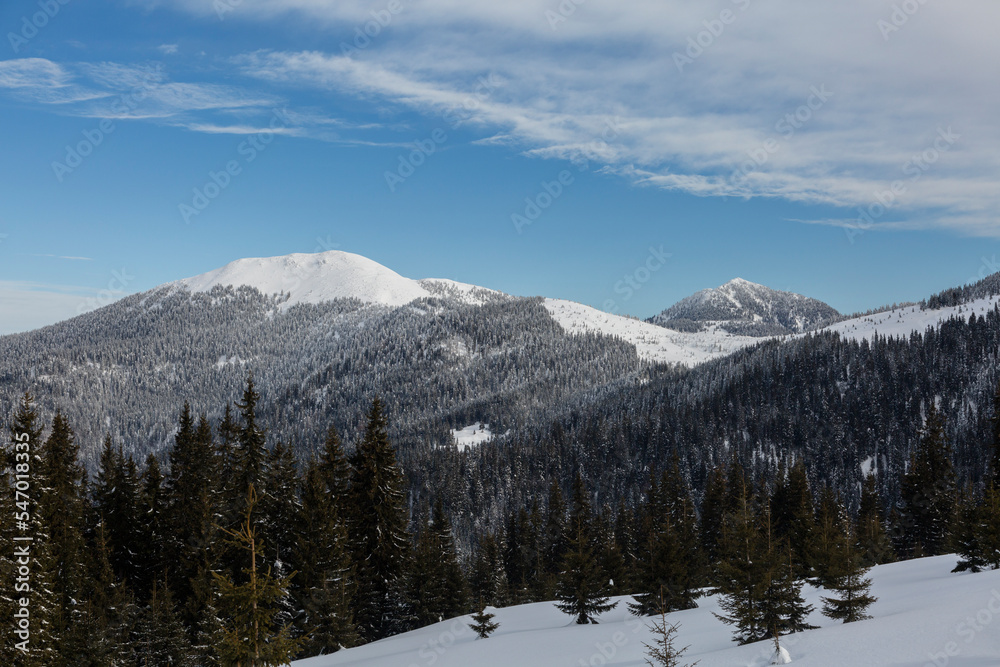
3;369;999;664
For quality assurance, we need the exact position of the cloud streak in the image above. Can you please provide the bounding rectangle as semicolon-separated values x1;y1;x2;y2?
217;0;1000;237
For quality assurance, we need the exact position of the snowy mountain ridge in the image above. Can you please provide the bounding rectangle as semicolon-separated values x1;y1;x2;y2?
168;250;767;367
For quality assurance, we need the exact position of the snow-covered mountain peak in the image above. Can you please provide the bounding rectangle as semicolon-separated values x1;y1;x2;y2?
171;250;432;308
650;279;840;336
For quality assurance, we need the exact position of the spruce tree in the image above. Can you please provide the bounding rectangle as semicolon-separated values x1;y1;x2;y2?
771;460;815;579
714;484;813;645
989;379;1000;490
811;486;849;589
410;499;469;626
699;464;727;564
855;475;894;567
470;531;509;608
555;474;617;624
504;506;539;604
820;528;876;623
213;486;301;666
235;373;269;512
630;465;702;616
132;582;196;666
294;457;359;656
898;405;957;557
642;592;697;667
36;411;90;659
7;394;57;666
136;453;167;602
165;405;220;608
469;604;500;639
347;398;413;641
538;480;568;598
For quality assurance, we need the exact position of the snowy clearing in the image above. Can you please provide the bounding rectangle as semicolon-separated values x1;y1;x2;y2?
543;298;766;366
293;555;1000;667
450;422;493;450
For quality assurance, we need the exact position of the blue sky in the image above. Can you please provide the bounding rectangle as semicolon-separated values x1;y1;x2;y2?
0;0;998;334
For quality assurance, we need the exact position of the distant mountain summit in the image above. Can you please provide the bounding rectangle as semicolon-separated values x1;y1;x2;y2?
649;278;840;336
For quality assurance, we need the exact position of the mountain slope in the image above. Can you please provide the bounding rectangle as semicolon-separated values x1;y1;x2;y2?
649;278;840;336
293;556;1000;667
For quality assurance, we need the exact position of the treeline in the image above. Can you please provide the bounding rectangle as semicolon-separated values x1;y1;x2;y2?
3;375;1000;665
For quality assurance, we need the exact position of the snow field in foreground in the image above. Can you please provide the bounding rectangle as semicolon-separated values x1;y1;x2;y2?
294;555;1000;667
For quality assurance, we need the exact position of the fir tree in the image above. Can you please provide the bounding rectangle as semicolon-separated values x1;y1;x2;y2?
953;483;1000;573
469;603;500;639
347;398;413;641
555;473;617;624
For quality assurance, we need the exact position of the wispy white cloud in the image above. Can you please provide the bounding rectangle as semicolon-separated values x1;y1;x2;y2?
210;0;1000;237
0;57;365;141
158;43;179;55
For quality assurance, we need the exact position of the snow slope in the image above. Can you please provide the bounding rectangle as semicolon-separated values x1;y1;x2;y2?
543;298;765;366
172;250;432;308
822;295;1000;343
294;555;1000;667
